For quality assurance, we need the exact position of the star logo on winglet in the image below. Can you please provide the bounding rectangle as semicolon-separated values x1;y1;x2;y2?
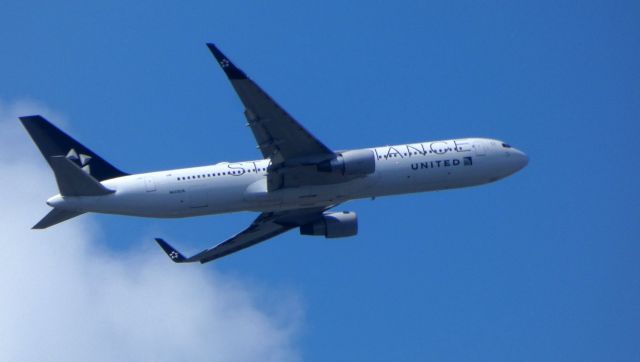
169;251;179;259
220;59;230;68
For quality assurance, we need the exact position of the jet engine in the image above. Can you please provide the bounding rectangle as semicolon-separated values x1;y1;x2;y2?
300;211;358;238
316;149;375;176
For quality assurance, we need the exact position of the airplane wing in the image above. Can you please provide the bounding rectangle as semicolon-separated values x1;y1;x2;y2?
155;207;330;264
206;43;335;168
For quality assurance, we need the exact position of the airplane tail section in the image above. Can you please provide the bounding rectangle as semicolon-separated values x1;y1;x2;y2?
19;115;128;182
48;156;115;196
32;208;85;229
20;115;122;228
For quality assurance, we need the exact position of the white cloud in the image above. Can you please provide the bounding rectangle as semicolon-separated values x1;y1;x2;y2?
0;101;302;362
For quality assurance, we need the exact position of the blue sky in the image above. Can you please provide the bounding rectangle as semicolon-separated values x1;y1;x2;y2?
1;0;639;360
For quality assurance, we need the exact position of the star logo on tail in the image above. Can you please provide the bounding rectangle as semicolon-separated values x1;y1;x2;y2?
66;148;92;175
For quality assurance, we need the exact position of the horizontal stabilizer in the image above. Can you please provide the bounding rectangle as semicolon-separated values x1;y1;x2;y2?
33;208;84;229
49;156;114;196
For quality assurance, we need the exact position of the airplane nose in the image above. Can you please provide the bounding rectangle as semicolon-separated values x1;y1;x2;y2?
512;149;529;170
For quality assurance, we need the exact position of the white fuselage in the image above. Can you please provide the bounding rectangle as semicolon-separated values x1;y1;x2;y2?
47;138;528;217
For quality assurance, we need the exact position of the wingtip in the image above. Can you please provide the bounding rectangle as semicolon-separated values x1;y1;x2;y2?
205;43;247;80
154;238;188;263
18;115;45;124
32;223;45;230
205;42;221;58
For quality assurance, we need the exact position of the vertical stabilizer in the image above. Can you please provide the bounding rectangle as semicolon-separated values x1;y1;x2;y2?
19;115;128;181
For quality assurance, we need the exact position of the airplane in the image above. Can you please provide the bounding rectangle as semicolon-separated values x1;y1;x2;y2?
20;43;528;264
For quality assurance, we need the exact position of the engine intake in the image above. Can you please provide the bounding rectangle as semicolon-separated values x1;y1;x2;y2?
300;211;358;238
317;149;375;176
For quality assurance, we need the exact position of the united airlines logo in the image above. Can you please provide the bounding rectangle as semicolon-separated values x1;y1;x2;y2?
66;148;92;175
411;157;473;171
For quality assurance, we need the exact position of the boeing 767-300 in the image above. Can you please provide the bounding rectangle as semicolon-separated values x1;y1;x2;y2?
20;43;528;263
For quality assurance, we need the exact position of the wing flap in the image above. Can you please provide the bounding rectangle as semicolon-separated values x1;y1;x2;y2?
199;222;291;264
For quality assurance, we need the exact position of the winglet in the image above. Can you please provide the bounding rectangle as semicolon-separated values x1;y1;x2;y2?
206;43;247;80
154;238;190;263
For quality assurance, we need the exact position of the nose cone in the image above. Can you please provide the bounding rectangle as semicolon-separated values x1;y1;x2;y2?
510;148;529;172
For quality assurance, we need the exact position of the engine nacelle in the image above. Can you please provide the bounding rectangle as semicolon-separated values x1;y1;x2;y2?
300;211;358;238
316;149;375;176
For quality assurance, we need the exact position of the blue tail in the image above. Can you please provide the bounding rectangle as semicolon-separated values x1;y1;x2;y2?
19;115;128;181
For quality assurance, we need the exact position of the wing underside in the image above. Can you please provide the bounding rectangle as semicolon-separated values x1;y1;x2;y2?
155;207;331;264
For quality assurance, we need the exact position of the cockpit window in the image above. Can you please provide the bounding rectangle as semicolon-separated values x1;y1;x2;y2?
502;143;512;148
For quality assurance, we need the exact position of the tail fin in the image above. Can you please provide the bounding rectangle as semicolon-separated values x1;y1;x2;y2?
33;208;85;229
19;115;128;182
